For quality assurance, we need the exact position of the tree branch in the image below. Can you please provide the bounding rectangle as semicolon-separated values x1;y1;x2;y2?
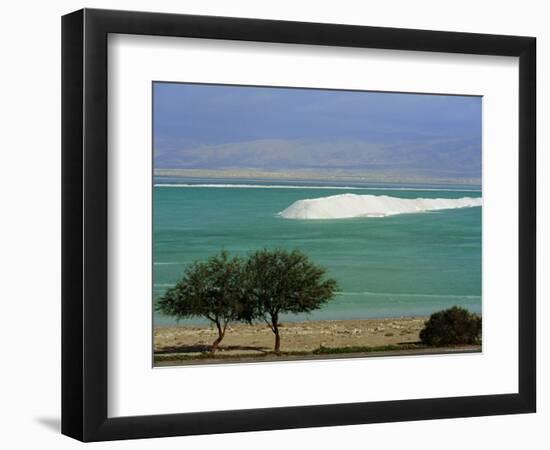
205;313;215;323
262;316;275;333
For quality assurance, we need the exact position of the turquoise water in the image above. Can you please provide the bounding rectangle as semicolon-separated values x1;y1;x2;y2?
153;180;481;326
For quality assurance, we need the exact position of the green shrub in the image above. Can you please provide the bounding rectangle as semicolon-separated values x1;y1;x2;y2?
420;306;481;347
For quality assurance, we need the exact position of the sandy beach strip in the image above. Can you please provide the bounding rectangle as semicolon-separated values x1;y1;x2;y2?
154;316;481;365
155;316;431;356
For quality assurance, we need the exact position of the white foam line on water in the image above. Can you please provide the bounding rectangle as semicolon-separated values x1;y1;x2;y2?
279;193;482;219
152;284;480;299
336;291;481;299
154;183;481;192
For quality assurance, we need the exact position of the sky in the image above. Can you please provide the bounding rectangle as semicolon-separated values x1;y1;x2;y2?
153;82;481;182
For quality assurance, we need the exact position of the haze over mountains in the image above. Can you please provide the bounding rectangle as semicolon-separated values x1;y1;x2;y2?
154;83;481;185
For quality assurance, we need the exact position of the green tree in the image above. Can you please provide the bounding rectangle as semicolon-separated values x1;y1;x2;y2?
420;306;482;347
244;249;338;353
156;251;246;353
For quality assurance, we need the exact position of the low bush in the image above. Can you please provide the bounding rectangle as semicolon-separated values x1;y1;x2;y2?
420;306;481;347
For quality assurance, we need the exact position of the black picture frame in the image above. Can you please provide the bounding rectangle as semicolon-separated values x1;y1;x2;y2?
62;8;536;442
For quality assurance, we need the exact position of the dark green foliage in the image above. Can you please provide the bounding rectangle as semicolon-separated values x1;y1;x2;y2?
156;251;246;352
243;248;338;352
156;248;338;355
420;306;482;347
154;343;453;365
312;343;423;355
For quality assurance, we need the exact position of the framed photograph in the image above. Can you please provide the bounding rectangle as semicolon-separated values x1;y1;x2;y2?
62;8;536;442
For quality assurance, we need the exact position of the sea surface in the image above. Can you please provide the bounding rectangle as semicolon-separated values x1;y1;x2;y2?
153;177;482;326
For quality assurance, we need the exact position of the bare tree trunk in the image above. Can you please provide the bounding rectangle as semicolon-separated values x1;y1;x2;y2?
211;321;225;353
272;313;281;354
274;328;281;354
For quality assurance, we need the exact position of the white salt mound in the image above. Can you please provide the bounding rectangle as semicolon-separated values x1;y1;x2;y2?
278;193;482;219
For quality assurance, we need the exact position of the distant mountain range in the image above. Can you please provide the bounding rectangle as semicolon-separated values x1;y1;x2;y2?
154;168;481;187
154;137;481;185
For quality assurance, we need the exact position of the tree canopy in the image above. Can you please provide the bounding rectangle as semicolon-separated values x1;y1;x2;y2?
156;251;246;352
243;248;338;352
157;248;338;354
